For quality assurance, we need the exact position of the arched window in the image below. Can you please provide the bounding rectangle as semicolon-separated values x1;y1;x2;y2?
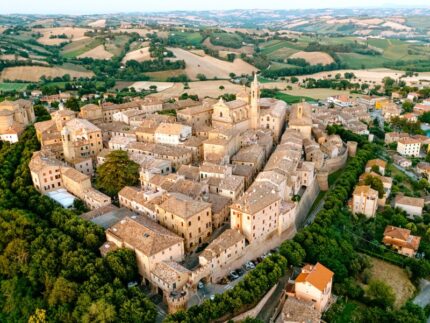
220;111;223;117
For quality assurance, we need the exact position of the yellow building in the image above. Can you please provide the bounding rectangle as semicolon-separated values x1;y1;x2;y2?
155;194;212;251
230;182;281;243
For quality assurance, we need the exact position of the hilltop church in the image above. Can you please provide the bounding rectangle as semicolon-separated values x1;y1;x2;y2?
211;74;287;142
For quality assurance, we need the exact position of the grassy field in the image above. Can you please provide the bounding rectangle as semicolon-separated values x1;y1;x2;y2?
269;61;299;71
168;32;203;46
337;53;388;69
260;39;304;57
210;32;243;48
61;37;104;58
367;257;415;308
274;92;315;104
105;34;130;57
145;69;186;81
0;82;29;91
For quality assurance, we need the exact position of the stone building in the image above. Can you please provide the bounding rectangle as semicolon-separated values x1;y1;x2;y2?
0;99;35;143
155;194;212;251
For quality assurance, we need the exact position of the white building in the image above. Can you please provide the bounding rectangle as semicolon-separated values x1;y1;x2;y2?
397;137;421;157
352;185;378;218
154;123;192;145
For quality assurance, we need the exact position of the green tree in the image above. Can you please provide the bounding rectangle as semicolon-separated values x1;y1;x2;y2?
196;73;207;81
95;151;139;197
365;280;396;309
363;175;385;198
279;240;305;266
48;277;78;306
402;100;414;113
65;97;80;112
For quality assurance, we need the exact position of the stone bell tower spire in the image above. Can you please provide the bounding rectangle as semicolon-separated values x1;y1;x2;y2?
250;73;260;129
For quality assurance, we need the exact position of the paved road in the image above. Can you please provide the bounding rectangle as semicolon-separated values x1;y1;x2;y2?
393;163;418;181
413;279;430;323
188;274;246;307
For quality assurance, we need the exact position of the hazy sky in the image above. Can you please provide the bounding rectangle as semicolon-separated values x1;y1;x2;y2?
1;0;429;14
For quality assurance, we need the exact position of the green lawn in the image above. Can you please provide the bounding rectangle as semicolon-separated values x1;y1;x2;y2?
0;82;29;91
169;32;203;46
275;92;315;104
337;52;389;69
260;40;304;57
269;61;299;71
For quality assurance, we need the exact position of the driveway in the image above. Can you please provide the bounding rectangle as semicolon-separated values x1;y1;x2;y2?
413;279;430;323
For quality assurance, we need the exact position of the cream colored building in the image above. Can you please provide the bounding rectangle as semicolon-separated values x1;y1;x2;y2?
259;98;287;143
0;99;35;143
352;185;378;218
61;118;103;164
394;195;424;218
289;102;313;139
29;150;110;209
126;142;192;171
154;123;192;145
294;263;334;312
212;76;259;132
397;137;421;157
29;150;64;193
230;182;281;243
102;216;185;285
155;194;212;251
199;229;246;282
177;101;214;128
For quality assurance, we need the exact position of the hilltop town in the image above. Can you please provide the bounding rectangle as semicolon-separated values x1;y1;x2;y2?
3;5;430;323
2;65;430;322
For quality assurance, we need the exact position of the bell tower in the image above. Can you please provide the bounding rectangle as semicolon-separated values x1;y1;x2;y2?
250;73;260;129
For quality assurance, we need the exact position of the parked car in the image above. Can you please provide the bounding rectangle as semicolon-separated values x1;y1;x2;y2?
236;268;245;276
229;271;239;280
245;261;255;270
198;281;204;289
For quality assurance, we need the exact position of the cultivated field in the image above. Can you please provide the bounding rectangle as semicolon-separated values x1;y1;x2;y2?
88;19;106;28
289;51;334;65
147;80;245;100
264;84;362;100
367;257;415;308
112;28;152;36
121;47;151;63
61;38;103;58
33;27;91;45
296;68;430;85
0;82;29;91
129;81;174;92
77;45;113;60
0;65;94;82
202;38;254;56
167;47;257;80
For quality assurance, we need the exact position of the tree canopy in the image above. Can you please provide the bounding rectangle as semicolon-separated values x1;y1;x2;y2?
95;150;139;197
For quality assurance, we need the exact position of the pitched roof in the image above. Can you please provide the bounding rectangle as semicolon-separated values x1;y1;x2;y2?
383;225;421;251
200;229;244;261
107;216;183;256
366;159;387;169
395;195;425;208
295;262;334;292
159;194;211;219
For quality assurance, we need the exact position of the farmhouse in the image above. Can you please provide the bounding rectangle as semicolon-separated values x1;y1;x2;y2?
383;225;421;257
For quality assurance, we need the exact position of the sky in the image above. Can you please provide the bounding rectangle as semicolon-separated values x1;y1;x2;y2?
1;0;429;14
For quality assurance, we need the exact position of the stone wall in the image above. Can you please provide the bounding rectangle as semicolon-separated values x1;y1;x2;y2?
230;283;278;322
294;177;320;228
325;148;348;174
